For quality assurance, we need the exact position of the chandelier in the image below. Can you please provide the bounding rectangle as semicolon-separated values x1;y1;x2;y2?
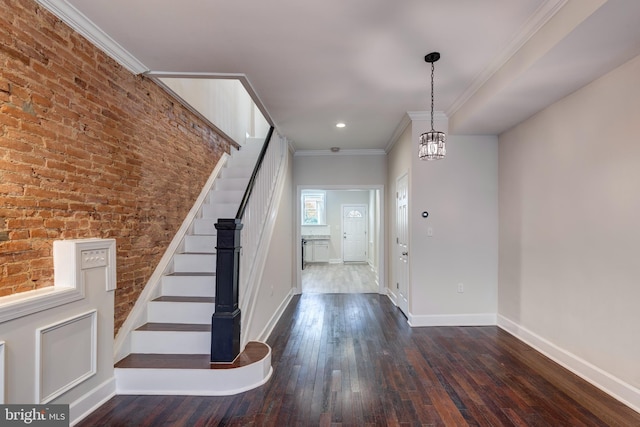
418;52;446;160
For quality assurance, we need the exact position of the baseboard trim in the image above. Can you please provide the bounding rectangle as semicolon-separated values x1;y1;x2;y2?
256;289;295;343
497;315;640;413
409;313;497;327
69;377;116;426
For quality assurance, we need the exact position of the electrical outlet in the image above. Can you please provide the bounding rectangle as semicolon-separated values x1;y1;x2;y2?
457;283;464;293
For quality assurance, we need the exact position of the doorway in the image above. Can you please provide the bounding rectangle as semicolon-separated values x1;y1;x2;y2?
297;186;384;294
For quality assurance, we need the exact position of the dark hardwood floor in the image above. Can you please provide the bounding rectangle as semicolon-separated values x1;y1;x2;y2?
80;294;640;426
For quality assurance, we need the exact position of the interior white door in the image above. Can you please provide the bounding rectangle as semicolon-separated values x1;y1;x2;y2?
396;173;409;316
342;205;367;262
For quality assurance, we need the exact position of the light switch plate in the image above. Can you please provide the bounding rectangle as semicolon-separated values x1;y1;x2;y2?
80;249;108;269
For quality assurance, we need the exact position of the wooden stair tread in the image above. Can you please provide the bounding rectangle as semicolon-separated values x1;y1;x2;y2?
135;323;212;332
152;296;215;303
115;342;269;370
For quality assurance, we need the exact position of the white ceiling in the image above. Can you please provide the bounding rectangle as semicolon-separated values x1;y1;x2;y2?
43;0;640;151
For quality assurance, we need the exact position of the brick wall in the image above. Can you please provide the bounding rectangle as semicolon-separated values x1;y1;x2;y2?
0;0;233;332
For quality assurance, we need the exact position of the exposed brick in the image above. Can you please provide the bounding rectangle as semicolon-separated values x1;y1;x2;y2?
1;0;232;334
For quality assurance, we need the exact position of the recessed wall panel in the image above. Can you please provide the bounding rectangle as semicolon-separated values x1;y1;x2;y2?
35;311;97;403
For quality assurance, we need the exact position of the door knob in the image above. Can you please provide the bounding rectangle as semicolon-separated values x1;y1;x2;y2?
402;252;408;256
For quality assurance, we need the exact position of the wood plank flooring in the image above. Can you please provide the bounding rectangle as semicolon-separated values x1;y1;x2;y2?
302;263;378;293
80;294;640;426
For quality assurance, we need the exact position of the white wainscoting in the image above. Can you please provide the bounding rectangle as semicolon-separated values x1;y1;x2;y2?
36;310;97;403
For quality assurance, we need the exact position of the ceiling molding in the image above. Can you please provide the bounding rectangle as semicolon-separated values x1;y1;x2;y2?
294;149;387;157
384;113;412;154
35;0;148;74
407;111;448;122
445;0;568;117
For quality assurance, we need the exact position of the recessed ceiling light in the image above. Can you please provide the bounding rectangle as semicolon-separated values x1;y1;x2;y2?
336;122;346;128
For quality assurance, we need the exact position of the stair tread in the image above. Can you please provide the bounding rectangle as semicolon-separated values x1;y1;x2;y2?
116;342;269;370
152;296;216;303
135;323;212;332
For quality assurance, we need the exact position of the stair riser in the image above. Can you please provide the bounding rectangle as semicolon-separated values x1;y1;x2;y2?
208;190;244;204
147;302;215;324
161;275;215;297
131;331;211;354
193;219;216;235
201;204;237;219
221;167;252;179
174;254;216;273
183;235;216;254
215;178;248;191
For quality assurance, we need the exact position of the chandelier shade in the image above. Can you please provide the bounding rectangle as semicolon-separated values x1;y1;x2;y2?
418;52;446;160
418;130;446;160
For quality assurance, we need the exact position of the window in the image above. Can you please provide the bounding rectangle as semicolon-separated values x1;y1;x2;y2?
302;191;326;225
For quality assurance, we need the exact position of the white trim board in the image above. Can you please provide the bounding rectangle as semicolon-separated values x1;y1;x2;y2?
0;341;4;404
255;289;295;343
35;0;148;74
408;313;497;327
498;314;640;413
69;377;116;427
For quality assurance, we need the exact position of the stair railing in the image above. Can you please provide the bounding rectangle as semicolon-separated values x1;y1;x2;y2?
211;126;285;363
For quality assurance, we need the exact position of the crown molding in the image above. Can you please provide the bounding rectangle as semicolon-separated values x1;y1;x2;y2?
445;0;568;117
407;111;448;122
36;0;148;74
384;113;412;153
294;149;386;157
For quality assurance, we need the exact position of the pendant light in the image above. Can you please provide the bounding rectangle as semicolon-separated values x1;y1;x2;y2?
418;52;446;160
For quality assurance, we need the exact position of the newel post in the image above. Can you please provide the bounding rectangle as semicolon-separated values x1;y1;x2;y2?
211;218;243;363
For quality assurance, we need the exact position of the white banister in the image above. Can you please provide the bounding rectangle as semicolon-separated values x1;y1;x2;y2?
237;133;287;344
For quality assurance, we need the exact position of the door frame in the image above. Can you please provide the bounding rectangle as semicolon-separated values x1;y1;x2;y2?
394;172;410;316
341;204;368;263
296;185;385;294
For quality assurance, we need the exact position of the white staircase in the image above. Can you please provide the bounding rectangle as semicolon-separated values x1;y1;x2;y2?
115;138;273;395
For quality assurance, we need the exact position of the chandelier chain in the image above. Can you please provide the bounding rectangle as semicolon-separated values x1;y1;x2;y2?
430;61;435;131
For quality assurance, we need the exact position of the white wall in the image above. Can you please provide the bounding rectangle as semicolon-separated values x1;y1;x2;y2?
498;53;640;407
293;153;387;186
386;117;498;325
409;129;498;324
160;78;269;145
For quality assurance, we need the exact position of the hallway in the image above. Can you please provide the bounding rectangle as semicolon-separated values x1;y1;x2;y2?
79;294;640;426
301;263;378;293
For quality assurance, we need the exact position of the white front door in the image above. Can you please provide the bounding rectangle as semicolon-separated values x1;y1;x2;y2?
396;173;409;316
342;205;367;262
